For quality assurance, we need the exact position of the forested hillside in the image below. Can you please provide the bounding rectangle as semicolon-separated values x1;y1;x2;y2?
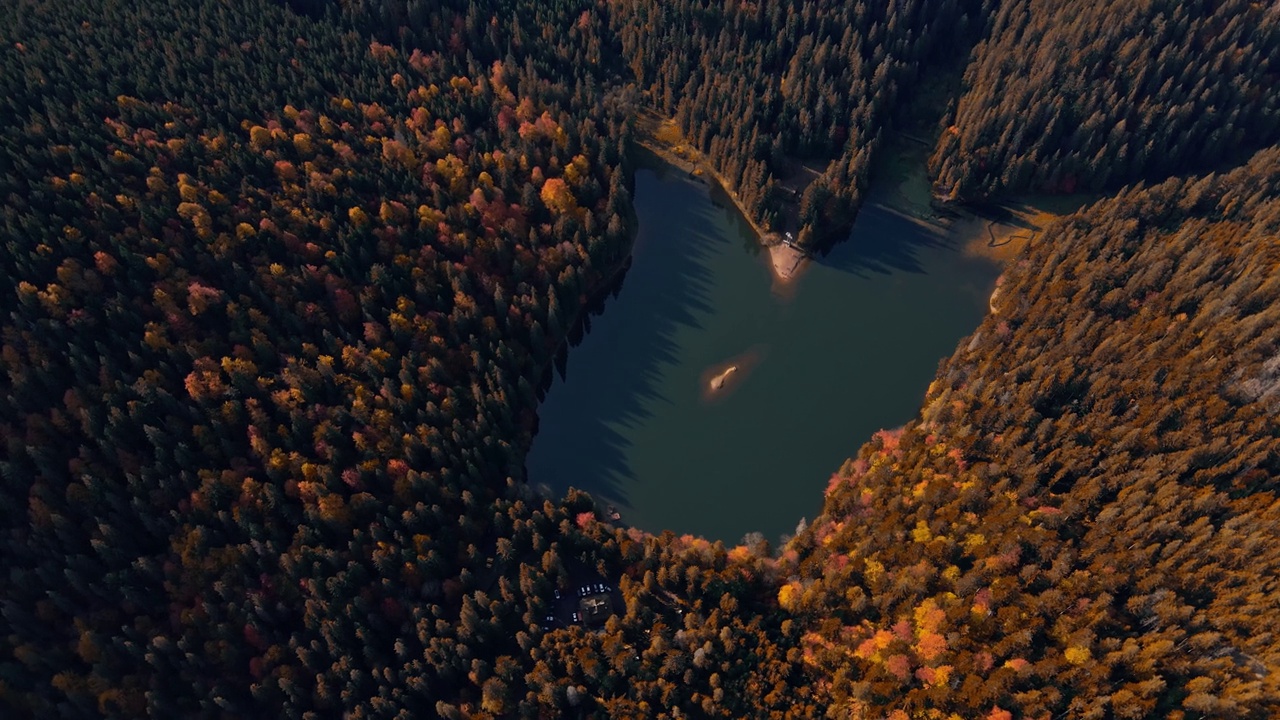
795;148;1280;718
929;0;1280;199
608;0;991;247
0;0;828;717
3;0;1279;718
340;0;993;248
345;0;1280;245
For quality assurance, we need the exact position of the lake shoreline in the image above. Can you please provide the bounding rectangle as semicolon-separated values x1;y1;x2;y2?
517;193;641;468
525;133;1003;542
867;136;1082;267
633;110;808;286
529;130;1008;543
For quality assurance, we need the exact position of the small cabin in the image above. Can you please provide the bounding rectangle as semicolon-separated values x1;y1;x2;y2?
579;592;613;626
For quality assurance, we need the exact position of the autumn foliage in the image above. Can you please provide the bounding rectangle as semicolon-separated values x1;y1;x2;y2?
3;0;1280;718
793;149;1280;718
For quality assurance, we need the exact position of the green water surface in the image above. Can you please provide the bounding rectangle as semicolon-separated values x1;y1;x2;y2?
525;159;999;544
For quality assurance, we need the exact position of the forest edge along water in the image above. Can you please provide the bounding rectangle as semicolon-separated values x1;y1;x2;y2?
525;139;1006;544
635;109;811;286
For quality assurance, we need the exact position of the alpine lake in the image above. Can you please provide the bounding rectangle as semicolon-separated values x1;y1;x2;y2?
525;149;1000;545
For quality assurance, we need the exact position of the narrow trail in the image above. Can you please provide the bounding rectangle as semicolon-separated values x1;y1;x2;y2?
987;220;1037;247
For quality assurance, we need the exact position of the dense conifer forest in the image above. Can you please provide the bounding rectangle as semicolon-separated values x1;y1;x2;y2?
928;0;1280;200
1;0;1277;718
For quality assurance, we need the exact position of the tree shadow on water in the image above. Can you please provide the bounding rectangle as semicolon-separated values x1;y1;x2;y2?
816;201;952;277
524;166;729;511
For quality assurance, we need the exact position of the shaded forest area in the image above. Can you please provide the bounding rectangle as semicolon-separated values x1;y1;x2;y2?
929;0;1280;200
2;0;1278;718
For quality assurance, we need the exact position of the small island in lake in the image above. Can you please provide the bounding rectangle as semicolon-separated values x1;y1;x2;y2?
699;348;765;401
708;365;738;391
